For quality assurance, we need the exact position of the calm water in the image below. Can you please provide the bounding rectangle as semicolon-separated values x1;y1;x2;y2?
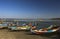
37;20;60;29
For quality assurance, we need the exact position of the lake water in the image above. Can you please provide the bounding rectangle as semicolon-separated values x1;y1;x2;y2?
37;20;60;29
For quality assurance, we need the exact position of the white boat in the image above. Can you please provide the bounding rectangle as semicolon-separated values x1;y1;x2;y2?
30;26;59;34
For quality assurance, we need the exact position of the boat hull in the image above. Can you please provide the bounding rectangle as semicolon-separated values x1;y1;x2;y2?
8;26;30;31
31;29;59;35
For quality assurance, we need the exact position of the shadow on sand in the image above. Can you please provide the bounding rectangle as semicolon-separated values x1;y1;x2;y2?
26;32;60;39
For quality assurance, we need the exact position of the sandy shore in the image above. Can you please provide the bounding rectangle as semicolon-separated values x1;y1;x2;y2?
0;29;59;39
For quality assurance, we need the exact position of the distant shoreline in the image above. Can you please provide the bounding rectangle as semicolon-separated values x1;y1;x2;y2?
0;18;60;21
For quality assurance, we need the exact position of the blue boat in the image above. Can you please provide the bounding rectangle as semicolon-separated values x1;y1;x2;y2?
0;23;8;29
8;25;31;31
30;25;59;34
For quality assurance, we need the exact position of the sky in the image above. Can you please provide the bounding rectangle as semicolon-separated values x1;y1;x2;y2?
0;0;60;19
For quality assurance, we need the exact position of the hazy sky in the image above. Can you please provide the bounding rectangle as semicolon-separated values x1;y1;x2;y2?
0;0;60;18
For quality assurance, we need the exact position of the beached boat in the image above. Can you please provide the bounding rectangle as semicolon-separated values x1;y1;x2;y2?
0;23;8;29
8;25;31;31
30;26;59;34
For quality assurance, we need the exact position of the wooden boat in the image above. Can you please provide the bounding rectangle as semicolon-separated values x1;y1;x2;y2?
17;25;31;30
8;25;30;31
0;23;8;29
30;26;59;34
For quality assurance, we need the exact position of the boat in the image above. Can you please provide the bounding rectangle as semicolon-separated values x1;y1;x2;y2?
0;23;8;29
8;25;31;31
30;25;59;34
